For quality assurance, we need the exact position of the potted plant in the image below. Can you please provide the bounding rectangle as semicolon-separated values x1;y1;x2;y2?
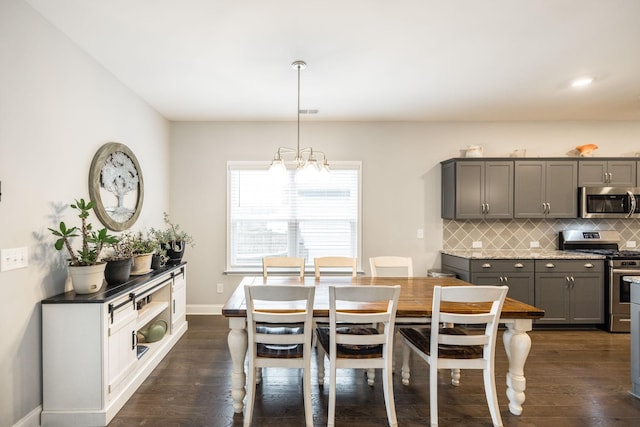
49;198;117;294
128;231;159;275
150;212;194;264
102;235;134;285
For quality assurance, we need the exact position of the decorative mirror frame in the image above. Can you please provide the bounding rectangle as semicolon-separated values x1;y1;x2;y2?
89;142;144;231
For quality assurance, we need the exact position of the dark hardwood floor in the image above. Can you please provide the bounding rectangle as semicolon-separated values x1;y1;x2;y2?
109;316;640;426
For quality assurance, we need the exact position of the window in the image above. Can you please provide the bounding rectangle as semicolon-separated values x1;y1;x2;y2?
227;162;361;272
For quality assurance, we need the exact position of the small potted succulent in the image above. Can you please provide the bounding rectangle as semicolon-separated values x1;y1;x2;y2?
102;235;134;285
150;212;194;264
49;198;118;294
127;231;159;275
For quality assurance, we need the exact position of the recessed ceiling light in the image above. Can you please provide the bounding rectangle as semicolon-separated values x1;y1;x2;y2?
571;76;594;88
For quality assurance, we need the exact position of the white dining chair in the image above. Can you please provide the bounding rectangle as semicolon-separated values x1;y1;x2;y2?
262;256;305;278
314;256;357;279
399;285;508;427
243;284;316;427
316;285;401;427
369;256;413;277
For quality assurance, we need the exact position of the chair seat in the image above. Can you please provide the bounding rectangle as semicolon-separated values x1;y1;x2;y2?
399;327;483;359
316;326;382;358
256;325;305;358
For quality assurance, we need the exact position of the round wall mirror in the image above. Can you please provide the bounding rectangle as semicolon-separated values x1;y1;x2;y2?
89;142;144;231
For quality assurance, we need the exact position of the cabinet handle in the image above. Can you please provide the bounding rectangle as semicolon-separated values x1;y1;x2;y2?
485;203;490;213
608;172;612;183
132;330;137;350
482;263;492;268
570;276;575;287
547;202;551;213
481;203;486;213
545;263;555;268
566;276;571;288
499;277;503;284
584;263;594;268
503;276;509;284
514;263;524;268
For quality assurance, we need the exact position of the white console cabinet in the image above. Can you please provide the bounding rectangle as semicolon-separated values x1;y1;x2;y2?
41;264;188;426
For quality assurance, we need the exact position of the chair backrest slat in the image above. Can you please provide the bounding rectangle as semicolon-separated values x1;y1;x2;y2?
369;256;413;277
431;285;508;361
314;256;357;278
262;257;305;278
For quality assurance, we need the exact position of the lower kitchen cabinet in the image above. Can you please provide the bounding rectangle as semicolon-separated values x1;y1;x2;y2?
442;254;535;305
41;264;188;427
534;260;604;324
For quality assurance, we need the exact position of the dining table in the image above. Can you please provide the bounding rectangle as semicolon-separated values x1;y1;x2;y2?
222;275;545;416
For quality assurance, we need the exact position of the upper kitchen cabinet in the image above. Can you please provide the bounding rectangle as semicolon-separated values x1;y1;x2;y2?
578;160;636;186
441;159;513;219
514;160;577;218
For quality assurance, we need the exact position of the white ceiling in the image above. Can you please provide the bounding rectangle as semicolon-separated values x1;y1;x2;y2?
25;0;640;122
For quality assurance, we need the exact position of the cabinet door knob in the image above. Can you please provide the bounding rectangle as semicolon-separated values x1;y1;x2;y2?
514;263;524;268
584;263;594;268
545;263;555;268
482;263;492;268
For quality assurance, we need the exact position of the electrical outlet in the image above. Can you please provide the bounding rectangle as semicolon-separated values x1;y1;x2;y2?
216;283;224;293
416;229;424;239
1;247;28;272
472;241;482;249
628;241;637;248
530;241;540;248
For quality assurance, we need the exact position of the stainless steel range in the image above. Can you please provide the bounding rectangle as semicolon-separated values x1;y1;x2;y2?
559;229;640;332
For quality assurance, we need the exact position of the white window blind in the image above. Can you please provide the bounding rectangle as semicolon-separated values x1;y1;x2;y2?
227;162;361;271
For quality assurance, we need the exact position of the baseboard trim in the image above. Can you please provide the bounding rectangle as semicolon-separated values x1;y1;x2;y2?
14;405;41;427
187;304;223;315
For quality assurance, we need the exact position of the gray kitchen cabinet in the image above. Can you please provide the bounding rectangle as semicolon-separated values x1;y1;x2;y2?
441;160;513;219
470;259;534;305
534;260;604;324
578;160;636;186
441;254;534;305
514;160;577;218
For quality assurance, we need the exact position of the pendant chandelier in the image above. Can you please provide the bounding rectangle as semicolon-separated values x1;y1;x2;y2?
269;60;330;178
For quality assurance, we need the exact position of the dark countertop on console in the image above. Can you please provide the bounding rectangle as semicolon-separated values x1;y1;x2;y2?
42;262;186;304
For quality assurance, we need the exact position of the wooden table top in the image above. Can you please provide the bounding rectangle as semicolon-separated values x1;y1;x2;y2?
222;276;545;320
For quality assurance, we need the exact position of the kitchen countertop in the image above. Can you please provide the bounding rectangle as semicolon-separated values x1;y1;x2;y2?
441;249;606;260
624;276;640;283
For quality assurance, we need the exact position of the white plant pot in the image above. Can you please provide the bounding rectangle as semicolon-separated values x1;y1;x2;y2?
131;253;154;275
68;263;106;294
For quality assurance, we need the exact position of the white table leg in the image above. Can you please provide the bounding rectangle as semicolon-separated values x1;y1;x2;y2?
228;317;248;414
503;319;532;416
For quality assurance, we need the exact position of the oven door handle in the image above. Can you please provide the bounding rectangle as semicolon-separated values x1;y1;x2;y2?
627;190;636;218
611;269;640;275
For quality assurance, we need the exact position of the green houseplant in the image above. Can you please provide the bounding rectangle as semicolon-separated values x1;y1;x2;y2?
127;231;159;275
150;212;194;264
49;198;117;294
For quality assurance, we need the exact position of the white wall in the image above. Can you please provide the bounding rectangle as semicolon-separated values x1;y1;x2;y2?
0;1;170;425
170;120;640;311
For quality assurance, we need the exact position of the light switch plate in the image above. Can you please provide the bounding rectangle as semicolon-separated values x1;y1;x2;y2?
1;247;29;272
472;241;483;249
627;241;637;248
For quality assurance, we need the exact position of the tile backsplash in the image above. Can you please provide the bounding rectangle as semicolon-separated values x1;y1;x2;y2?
443;218;640;250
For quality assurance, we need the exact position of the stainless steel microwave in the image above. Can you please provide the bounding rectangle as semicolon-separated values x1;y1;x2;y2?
580;186;640;218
